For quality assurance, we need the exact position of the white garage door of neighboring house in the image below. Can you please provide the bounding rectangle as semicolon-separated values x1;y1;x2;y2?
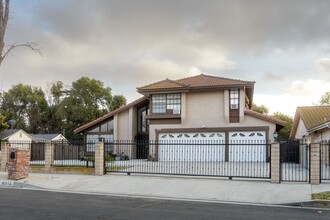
228;131;267;162
159;132;226;162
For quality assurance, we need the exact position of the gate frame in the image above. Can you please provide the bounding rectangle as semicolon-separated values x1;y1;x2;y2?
279;140;311;183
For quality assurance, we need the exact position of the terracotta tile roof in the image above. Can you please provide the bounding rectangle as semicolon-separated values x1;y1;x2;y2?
137;74;255;93
177;74;254;88
244;109;287;127
138;79;188;91
74;96;148;134
290;106;330;138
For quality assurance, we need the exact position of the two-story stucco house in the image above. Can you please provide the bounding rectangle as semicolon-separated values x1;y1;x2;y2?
74;74;285;161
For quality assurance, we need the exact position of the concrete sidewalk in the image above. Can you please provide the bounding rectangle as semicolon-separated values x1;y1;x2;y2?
0;172;329;205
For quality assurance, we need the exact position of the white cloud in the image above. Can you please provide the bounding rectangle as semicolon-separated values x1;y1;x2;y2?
254;79;330;116
195;50;237;71
316;57;330;73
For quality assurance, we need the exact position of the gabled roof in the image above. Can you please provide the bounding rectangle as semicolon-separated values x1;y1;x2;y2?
0;129;33;141
0;129;20;140
137;74;255;93
138;79;188;91
30;134;66;141
290;106;330;138
244;109;287;130
74;96;148;134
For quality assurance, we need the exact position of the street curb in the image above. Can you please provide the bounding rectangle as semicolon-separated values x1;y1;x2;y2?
282;200;330;209
2;184;330;211
0;180;43;189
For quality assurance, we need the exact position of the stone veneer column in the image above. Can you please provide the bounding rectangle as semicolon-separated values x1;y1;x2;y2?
271;143;280;184
310;143;320;185
0;142;9;171
44;142;54;173
94;142;104;176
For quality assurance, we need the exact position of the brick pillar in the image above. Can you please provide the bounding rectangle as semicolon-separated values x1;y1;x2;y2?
271;143;280;184
0;142;9;171
45;142;54;173
310;143;320;185
8;148;30;180
95;142;104;176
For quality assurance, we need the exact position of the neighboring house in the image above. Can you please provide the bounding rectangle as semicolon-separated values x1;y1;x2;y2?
74;74;286;161
0;129;67;149
290;106;330;142
0;129;34;148
30;134;67;142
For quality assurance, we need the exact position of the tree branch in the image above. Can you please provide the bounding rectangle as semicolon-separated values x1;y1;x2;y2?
2;42;42;61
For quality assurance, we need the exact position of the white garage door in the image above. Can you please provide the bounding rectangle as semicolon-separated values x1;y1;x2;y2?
159;132;226;162
229;131;267;162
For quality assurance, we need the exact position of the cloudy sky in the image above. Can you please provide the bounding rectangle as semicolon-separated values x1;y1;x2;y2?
2;0;330;116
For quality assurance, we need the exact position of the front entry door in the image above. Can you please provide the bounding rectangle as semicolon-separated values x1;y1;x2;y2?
136;134;149;159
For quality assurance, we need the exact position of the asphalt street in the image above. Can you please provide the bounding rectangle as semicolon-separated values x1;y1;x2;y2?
0;188;329;220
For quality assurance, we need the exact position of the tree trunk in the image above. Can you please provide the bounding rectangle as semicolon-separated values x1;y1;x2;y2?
0;0;10;66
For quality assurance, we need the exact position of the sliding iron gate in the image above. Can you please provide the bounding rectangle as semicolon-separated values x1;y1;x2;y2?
280;140;310;182
104;140;271;179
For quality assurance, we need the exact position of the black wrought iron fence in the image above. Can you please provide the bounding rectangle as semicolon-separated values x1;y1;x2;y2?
52;140;94;167
104;140;271;179
320;140;330;181
30;142;45;161
280;140;310;182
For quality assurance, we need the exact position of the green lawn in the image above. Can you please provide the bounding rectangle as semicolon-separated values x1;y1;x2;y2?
312;191;330;200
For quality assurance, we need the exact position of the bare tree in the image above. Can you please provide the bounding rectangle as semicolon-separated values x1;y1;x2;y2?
0;0;40;66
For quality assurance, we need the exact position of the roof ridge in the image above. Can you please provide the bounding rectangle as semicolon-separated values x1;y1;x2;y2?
137;78;189;90
74;96;148;133
175;73;255;84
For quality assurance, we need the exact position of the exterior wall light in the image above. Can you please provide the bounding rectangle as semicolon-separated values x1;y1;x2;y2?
273;132;278;142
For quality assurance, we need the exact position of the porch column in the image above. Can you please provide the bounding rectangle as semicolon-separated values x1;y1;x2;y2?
310;143;320;185
0;142;9;171
44;142;54;173
94;142;104;176
271;143;280;184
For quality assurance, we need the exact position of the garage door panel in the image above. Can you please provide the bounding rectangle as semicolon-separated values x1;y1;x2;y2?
159;132;225;162
229;131;267;162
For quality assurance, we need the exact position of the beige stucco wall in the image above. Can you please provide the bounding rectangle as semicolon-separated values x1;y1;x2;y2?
183;90;225;127
311;128;330;142
114;107;137;158
321;129;330;140
116;110;130;140
7;131;32;149
294;119;309;139
8;131;32;142
114;107;138;141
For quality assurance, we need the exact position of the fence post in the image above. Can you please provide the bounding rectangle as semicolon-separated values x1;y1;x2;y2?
0;142;9;171
310;143;320;185
95;142;104;176
271;143;280;184
45;142;53;173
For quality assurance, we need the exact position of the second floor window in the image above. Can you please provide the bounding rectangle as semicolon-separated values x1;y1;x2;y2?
230;89;239;109
152;93;181;114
